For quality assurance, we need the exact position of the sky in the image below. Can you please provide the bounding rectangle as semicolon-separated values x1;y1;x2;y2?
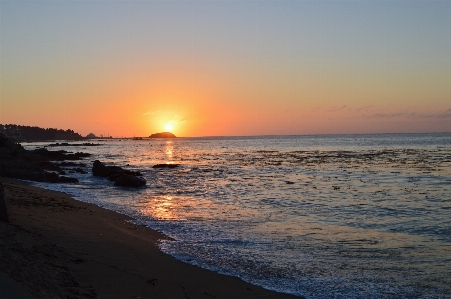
1;0;450;137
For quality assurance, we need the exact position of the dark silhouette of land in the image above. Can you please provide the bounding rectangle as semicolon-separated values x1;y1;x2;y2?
149;132;176;138
0;124;84;141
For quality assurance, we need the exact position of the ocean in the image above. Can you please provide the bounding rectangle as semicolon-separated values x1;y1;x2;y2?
23;133;451;299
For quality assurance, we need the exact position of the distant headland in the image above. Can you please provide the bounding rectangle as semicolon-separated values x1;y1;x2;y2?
149;132;176;138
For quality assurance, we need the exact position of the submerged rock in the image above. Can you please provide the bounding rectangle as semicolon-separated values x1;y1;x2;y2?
114;174;146;187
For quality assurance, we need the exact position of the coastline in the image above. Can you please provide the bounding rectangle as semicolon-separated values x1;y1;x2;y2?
0;177;301;299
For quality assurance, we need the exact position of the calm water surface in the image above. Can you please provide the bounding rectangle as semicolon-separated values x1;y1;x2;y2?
24;134;451;299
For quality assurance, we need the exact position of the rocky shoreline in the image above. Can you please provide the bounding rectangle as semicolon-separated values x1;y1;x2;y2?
1;134;147;188
0;134;85;184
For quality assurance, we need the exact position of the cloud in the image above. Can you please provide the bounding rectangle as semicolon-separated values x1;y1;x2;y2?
370;112;406;119
330;105;347;112
409;110;451;120
369;109;451;120
355;105;374;112
143;110;162;116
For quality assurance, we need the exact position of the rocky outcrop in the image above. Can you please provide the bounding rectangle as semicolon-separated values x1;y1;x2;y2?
38;161;62;172
58;176;79;183
46;142;102;147
114;174;146;187
32;148;90;161
92;160;141;177
0;182;9;223
0;134;81;184
149;132;176;138
92;160;145;188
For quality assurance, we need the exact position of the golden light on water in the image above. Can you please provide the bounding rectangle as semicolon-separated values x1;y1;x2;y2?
140;195;178;220
165;140;173;159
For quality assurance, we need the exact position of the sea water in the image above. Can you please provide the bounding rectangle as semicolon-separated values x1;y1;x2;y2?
24;133;451;299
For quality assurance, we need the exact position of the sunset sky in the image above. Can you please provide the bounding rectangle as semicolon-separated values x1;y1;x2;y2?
1;0;450;137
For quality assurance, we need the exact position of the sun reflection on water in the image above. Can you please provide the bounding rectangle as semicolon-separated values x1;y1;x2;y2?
165;141;173;160
140;195;181;220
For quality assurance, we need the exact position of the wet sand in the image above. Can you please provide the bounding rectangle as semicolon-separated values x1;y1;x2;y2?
0;177;301;299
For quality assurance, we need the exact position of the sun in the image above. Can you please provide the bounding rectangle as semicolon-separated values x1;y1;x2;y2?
165;123;173;131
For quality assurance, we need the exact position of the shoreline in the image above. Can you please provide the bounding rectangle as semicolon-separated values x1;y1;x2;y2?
0;176;302;299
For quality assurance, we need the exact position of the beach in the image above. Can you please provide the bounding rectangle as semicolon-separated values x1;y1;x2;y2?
0;176;300;299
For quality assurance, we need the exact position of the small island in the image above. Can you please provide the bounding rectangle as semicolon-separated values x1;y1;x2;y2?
149;132;176;138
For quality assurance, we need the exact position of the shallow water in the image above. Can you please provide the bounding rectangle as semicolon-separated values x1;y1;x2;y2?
24;133;451;299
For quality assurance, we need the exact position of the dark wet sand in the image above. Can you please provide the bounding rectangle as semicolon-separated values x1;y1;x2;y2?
0;177;302;299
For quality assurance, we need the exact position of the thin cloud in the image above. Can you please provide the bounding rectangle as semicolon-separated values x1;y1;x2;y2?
409;110;451;120
369;109;451;120
143;110;162;116
355;105;374;112
370;112;406;119
330;105;347;112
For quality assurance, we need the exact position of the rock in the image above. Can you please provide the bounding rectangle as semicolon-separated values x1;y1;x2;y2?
108;173;122;181
59;162;86;167
149;132;176;138
38;161;62;172
73;168;87;174
152;164;179;169
0;134;80;184
92;160;122;177
59;176;79;183
114;174;146;187
47;142;102;147
0;182;9;223
92;160;141;177
32;148;91;161
46;172;60;183
4;169;49;182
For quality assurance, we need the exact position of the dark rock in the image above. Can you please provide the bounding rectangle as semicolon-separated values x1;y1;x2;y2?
0;182;9;223
92;160;124;177
108;173;122;181
114;174;146;187
149;132;176;138
92;160;142;177
0;134;80;184
73;168;87;174
47;142;102;147
152;164;179;168
32;148;90;161
4;169;49;182
59;176;79;183
59;162;86;167
46;172;60;183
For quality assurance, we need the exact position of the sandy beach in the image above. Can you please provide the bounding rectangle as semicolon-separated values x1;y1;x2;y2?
0;176;301;299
